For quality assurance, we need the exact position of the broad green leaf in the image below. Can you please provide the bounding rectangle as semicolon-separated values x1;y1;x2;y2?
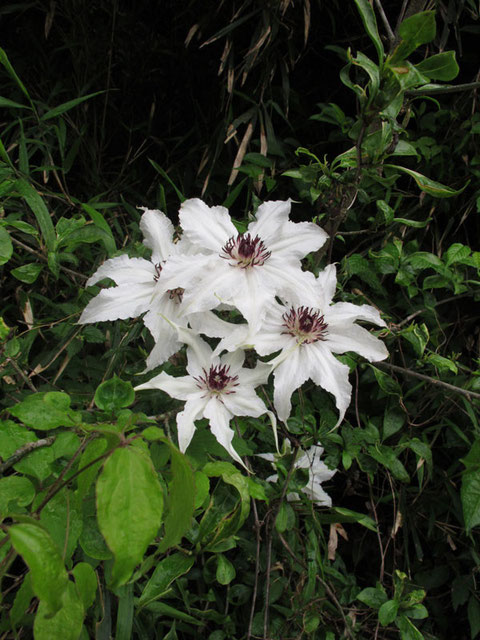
392;11;436;62
9;572;34;627
79;514;112;560
193;470;210;509
14;179;55;251
0;476;35;516
461;467;480;533
371;366;402;396
94;376;135;412
378;599;399;625
445;243;470;266
353;0;384;62
0;226;13;265
40;90;105;121
72;562;97;610
216;554;236;585
10;262;43;283
34;581;84;640
158;441;195;552
426;353;458;374
415;51;459;81
203;462;251;540
468;596;480;640
8;391;78;430
138;552;194;607
401;323;429;357
40;490;83;561
369;445;410;482
357;586;388;609
76;437;108;500
81;203;117;255
395;615;425;640
275;501;295;533
9;522;69;614
385;164;468;197
96;446;163;587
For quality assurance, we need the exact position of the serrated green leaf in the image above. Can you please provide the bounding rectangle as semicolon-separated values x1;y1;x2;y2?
8;391;77;430
96;446;163;587
34;581;84;640
94;376;135;412
9;522;69;614
138;552;194;608
415;51;459;81
11;262;43;283
445;243;470;266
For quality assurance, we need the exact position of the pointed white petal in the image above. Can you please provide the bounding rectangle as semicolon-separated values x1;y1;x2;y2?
143;294;185;340
179;198;237;251
219;349;245;374
303;483;332;507
307;343;352;427
222;386;268;418
313;264;337;308
182;331;215;377
189;311;239;339
176;398;207;452
134;371;198;400
139;208;176;264
268;221;328;259
203;398;246;468
272;347;310;422
86;255;155;287
260;260;318;307
236;360;272;387
247;200;292;240
326;301;386;326
233;268;269;330
79;283;154;324
325;323;388;361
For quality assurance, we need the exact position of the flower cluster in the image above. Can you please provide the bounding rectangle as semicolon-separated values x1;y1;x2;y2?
80;198;388;475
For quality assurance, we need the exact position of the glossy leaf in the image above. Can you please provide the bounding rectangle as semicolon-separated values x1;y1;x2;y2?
96;446;163;587
9;522;69;614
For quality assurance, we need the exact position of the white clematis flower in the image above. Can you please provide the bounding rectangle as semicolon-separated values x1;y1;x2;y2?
251;264;388;425
260;445;336;507
79;207;212;370
159;198;328;330
134;328;276;467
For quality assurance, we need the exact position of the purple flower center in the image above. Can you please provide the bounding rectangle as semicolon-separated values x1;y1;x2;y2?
221;233;271;268
282;306;328;344
194;364;239;395
153;262;184;303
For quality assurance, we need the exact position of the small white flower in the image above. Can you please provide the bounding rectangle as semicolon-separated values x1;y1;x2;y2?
260;445;336;507
159;198;328;330
134;328;276;467
79;208;213;370
251;264;388;425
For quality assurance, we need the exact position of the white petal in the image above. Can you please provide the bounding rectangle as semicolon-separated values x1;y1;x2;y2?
86;255;155;287
203;398;246;468
260;259;318;307
313;264;337;308
179;198;237;251
303;482;332;507
79;283;154;324
189;311;239;339
269;221;328;259
176;398;207;452
134;371;199;400
247;200;292;240
272;346;310;422
236;360;272;387
220;349;245;374
143;294;185;340
325;323;388;362
179;329;215;377
307;343;352;427
139;208;176;264
326;301;386;327
223;386;268;418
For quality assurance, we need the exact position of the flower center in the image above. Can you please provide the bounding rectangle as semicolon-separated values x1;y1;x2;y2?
153;263;184;303
282;306;328;344
194;364;239;395
221;233;271;268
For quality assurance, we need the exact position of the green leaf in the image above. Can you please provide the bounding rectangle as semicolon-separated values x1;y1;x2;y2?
81;203;117;256
353;0;384;62
396;615;424;640
96;446;164;587
9;572;34;627
115;584;134;640
426;353;458;374
11;262;43;283
34;581;85;640
94;376;135;412
379;599;399;625
9;522;69;614
158;441;195;552
369;445;410;482
275;501;295;533
8;391;78;430
385;164;468;198
40;490;82;561
333;507;377;531
0;47;31;101
461;467;480;533
14;179;56;252
392;11;436;62
0;96;30;109
415;51;459;81
468;596;480;640
76;437;108;500
0;226;13;265
401;323;429;357
445;243;471;266
40;90;105;121
0;476;35;516
216;554;236;585
138;552;194;608
148;159;185;202
71;562;97;610
357;586;388;609
383;408;405;440
371;366;402;396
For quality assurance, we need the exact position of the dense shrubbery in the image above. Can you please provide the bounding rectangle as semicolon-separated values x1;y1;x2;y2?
1;1;480;638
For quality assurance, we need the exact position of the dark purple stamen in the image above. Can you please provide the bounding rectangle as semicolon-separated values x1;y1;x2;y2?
221;233;271;268
282;306;328;344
